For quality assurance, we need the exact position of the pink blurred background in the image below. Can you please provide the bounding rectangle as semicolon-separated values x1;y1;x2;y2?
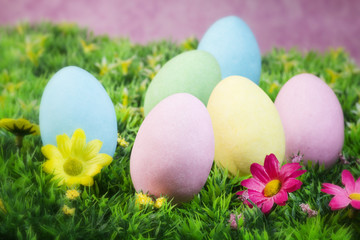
1;0;360;64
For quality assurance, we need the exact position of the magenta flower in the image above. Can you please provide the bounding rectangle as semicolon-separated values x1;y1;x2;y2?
237;154;306;214
236;189;252;208
321;169;360;210
228;213;244;230
299;203;318;217
289;152;303;163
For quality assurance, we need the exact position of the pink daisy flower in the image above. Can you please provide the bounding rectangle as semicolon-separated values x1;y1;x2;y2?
237;153;306;214
321;169;360;210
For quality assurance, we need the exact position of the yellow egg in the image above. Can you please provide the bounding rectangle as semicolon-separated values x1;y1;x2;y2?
207;76;285;177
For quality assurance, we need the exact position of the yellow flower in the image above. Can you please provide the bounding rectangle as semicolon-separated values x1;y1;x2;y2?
0;199;6;214
136;62;144;74
117;134;129;148
1;69;10;82
62;205;75;216
95;57;120;76
135;193;154;208
0;118;40;148
66;189;80;200
329;47;344;60
283;60;297;73
278;53;297;73
3;82;25;95
122;87;129;107
268;81;280;94
139;107;144;117
58;22;76;34
143;65;161;80
154;197;166;209
16;23;25;35
181;36;198;50
120;57;134;75
139;79;148;93
25;35;48;66
147;54;162;69
80;39;97;54
325;68;340;84
19;99;39;112
42;129;112;187
0;118;40;136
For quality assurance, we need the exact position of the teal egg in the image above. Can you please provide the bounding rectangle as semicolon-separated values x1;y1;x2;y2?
144;50;221;116
198;16;261;84
39;66;117;157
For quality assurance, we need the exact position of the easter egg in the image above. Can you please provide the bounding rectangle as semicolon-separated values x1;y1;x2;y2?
274;73;344;167
198;16;261;84
130;93;214;203
39;66;117;157
143;50;221;116
207;76;285;177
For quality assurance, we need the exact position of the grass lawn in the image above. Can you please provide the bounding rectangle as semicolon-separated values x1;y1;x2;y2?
0;22;360;239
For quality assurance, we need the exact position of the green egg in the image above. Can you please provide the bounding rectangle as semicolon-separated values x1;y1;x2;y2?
144;50;221;116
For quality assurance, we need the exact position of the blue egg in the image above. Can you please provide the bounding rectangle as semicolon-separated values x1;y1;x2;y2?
39;66;117;157
198;16;261;84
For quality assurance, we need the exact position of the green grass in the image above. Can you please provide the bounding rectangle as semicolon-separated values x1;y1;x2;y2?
0;22;360;239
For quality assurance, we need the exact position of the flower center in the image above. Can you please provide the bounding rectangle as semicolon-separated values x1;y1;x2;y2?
349;193;360;201
264;179;282;197
63;158;83;176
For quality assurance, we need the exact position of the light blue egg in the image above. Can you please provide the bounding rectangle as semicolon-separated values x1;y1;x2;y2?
39;66;117;157
198;16;261;84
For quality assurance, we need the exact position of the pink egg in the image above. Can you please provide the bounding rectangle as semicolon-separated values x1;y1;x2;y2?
275;73;344;167
130;93;214;203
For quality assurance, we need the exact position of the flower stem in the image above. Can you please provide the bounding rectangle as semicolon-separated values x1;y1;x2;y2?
15;135;23;149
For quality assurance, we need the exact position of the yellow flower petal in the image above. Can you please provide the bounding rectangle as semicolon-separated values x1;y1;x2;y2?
85;164;103;177
41;144;62;160
32;124;40;135
70;129;86;158
56;134;71;158
135;193;154;208
80;39;97;54
80;176;94;186
43;159;56;173
83;139;102;159
87;153;112;166
117;135;129;147
62;205;75;216
42;159;64;177
64;175;94;187
65;176;81;187
154;197;166;209
14;119;26;128
65;189;80;200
